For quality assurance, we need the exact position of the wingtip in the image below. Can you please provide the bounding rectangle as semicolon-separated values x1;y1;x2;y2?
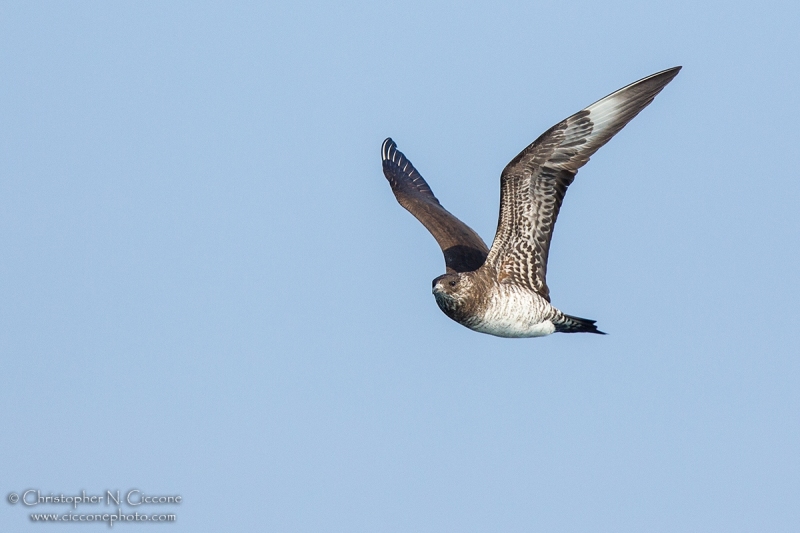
651;65;682;83
381;138;397;161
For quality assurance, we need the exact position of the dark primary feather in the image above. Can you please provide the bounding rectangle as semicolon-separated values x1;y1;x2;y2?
381;138;489;273
486;66;682;301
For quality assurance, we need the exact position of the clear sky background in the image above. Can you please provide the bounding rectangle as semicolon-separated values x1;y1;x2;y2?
2;1;798;531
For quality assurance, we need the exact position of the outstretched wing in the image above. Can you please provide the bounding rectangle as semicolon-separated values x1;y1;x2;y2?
382;138;489;273
485;66;681;301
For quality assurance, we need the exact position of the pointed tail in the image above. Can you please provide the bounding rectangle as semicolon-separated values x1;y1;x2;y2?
553;313;606;335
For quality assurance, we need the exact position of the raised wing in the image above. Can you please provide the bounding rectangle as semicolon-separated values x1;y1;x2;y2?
382;138;489;273
485;66;681;301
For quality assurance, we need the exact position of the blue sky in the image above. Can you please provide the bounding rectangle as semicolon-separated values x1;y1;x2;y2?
2;1;799;531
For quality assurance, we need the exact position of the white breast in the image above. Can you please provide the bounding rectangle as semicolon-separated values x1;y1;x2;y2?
468;284;555;338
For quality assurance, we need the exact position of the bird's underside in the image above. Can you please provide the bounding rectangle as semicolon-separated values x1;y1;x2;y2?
381;66;681;337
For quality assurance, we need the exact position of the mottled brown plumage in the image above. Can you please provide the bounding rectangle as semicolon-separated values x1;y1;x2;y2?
382;67;681;337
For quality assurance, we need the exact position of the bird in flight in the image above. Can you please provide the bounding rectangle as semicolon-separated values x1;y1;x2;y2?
381;66;680;338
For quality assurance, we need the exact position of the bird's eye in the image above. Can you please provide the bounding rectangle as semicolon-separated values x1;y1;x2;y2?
449;280;457;287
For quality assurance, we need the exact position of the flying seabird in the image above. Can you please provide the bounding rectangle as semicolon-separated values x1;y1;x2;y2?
381;66;681;337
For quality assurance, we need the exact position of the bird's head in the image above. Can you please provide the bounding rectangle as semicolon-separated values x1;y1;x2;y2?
431;272;473;315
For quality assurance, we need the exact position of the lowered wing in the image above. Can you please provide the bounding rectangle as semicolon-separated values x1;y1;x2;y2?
382;138;489;273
